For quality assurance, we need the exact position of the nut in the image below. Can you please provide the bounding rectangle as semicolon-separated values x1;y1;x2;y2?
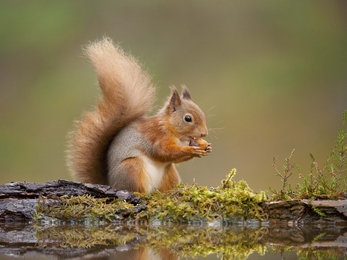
189;137;209;150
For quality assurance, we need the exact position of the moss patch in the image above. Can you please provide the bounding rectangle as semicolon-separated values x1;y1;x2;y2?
36;169;267;223
137;169;267;223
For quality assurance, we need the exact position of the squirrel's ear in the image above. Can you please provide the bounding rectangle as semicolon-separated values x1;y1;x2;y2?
181;85;192;100
168;86;181;112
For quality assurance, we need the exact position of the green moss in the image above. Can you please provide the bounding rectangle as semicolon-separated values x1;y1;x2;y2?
138;169;267;223
36;169;267;224
36;194;137;223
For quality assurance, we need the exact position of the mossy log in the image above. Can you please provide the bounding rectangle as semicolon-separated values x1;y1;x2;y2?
0;180;346;225
0;180;141;221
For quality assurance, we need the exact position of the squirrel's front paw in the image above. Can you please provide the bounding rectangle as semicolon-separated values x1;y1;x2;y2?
190;146;208;157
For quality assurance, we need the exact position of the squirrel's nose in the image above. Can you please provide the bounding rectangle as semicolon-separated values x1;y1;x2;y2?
200;126;208;137
200;131;207;138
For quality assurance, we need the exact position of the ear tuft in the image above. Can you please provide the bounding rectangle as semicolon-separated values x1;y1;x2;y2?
168;86;181;112
181;85;192;100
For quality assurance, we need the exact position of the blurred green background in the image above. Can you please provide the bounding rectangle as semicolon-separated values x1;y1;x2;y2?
1;1;346;192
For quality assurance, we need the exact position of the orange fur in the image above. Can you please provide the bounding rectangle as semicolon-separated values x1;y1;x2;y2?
108;157;149;193
158;164;180;192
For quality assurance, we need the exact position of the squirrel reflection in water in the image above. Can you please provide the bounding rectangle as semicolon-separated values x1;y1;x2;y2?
107;248;178;260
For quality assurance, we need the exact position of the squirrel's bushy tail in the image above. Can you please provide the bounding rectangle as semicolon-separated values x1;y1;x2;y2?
67;37;155;184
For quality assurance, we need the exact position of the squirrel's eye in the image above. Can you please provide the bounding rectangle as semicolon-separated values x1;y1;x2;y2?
184;115;192;122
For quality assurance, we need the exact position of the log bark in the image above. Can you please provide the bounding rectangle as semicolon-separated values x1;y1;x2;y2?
0;179;140;201
263;199;347;226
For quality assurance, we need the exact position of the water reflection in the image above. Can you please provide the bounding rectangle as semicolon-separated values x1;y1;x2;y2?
0;221;346;259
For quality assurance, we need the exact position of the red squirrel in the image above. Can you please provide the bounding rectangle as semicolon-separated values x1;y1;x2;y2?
67;37;212;193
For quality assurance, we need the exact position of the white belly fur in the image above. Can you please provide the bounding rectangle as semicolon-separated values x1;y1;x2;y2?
140;155;167;193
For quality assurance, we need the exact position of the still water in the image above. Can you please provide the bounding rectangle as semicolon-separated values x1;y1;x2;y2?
0;221;346;260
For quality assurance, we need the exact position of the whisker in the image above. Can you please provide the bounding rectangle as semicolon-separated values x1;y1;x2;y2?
207;105;218;113
208;132;218;140
207;127;224;140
